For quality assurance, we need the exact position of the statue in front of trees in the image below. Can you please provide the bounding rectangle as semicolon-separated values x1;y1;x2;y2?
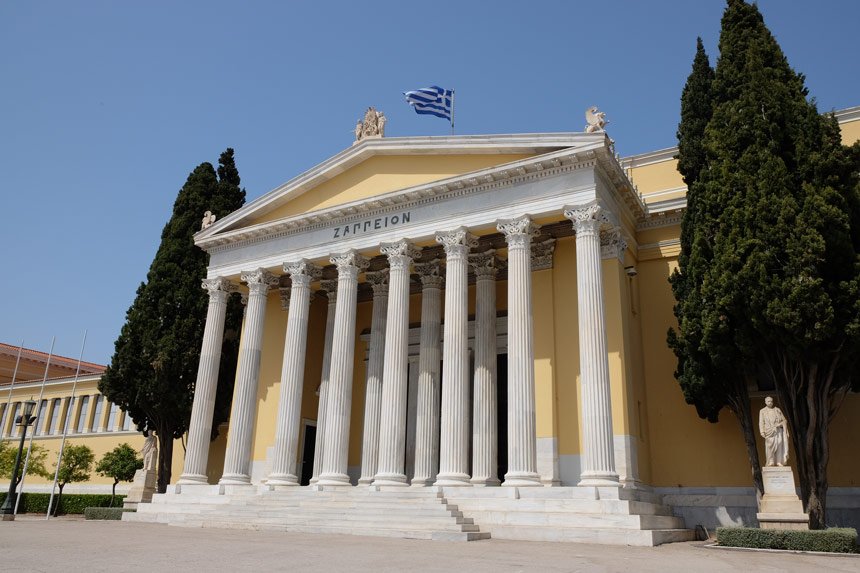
759;397;789;467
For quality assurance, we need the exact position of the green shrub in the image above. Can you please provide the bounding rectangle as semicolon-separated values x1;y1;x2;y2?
84;507;134;520
717;526;859;553
0;492;126;515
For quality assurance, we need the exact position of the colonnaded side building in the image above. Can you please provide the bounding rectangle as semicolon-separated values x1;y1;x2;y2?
10;107;859;544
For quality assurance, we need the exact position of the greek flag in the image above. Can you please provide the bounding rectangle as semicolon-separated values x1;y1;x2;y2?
404;86;453;121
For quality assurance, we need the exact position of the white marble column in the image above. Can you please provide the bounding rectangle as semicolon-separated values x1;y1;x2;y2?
178;278;237;485
564;204;620;486
268;261;321;486
358;270;389;485
310;280;338;484
318;250;369;486
220;269;278;485
411;260;444;486
435;228;477;486
469;251;504;486
498;217;542;486
374;241;421;486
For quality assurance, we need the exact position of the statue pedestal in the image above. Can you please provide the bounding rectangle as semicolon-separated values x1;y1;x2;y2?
124;469;157;510
756;467;809;530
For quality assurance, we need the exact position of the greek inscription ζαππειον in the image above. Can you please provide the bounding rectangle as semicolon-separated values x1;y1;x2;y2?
332;211;411;239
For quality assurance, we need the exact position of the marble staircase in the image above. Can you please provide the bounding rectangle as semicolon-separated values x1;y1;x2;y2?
123;485;695;546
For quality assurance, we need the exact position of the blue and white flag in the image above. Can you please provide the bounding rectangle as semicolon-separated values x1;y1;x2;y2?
404;86;453;121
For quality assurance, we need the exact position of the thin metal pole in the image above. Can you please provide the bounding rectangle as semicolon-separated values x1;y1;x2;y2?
47;330;87;520
3;340;24;436
451;89;455;136
14;337;54;516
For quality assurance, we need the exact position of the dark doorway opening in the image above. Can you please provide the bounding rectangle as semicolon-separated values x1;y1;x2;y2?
300;424;316;485
497;353;508;481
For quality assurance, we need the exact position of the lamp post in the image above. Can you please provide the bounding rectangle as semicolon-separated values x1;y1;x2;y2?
2;399;38;521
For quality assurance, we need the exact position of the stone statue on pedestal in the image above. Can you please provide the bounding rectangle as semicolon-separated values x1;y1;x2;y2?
142;431;158;471
124;430;159;510
759;396;789;467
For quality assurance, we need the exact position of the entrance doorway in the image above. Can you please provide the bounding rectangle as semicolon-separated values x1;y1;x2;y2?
299;422;316;485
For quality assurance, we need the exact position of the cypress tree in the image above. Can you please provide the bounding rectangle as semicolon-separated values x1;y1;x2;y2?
669;34;766;502
673;0;860;528
100;149;246;493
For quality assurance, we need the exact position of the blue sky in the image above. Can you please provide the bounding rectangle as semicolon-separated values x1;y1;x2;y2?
2;0;858;366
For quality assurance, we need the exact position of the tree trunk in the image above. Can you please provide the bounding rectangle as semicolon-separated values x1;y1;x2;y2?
156;424;174;493
728;391;765;503
53;483;64;517
767;350;851;529
111;479;118;507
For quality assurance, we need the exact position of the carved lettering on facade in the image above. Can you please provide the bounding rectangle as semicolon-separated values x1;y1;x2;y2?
332;211;412;239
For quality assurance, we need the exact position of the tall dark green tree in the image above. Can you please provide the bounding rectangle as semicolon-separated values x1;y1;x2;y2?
669;33;765;502
100;149;246;493
670;0;860;528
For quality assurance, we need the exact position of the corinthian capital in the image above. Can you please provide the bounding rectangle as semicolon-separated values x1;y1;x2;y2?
435;227;478;250
531;238;557;271
414;259;445;289
330;250;370;271
319;279;338;303
241;268;279;294
600;228;628;261
564;203;608;235
201;277;238;297
497;216;540;250
365;269;390;297
469;250;506;279
380;241;422;270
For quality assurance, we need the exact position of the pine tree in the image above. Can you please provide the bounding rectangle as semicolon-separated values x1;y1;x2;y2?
672;0;860;528
100;149;246;493
669;34;765;502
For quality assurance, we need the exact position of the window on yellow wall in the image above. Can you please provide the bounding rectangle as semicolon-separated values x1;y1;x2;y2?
122;410;132;431
107;402;118;430
0;404;7;437
9;403;21;436
76;396;89;433
63;397;75;432
48;398;62;434
35;400;48;435
92;396;104;430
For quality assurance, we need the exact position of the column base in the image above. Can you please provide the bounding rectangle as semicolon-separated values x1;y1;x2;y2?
372;473;408;487
357;476;375;485
409;478;435;487
470;477;501;487
266;474;299;486
219;474;251;485
435;472;472;486
503;471;542;487
316;473;352;486
177;473;210;486
578;471;620;487
309;477;319;485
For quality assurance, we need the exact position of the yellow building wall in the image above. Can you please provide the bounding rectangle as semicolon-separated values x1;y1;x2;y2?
533;269;558;440
840;118;860;145
254;154;534;224
628;158;684;201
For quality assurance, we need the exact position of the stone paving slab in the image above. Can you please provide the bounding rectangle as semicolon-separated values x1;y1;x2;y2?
1;516;858;572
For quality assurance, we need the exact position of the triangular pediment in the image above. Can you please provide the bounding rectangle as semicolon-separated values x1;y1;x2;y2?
197;134;603;243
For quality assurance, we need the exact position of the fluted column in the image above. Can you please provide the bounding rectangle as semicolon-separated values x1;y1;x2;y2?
179;277;237;485
498;217;542;486
268;261;321;486
374;241;421;486
220;269;278;484
358;270;389;484
435;227;478;486
469;251;505;486
411;260;444;486
564;204;620;486
310;280;338;484
318;250;369;486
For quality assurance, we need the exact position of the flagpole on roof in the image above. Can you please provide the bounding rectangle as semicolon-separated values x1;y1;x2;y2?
47;330;87;520
451;90;455;136
14;336;54;516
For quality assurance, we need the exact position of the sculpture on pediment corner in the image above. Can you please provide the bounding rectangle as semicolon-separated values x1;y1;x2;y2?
354;107;386;144
585;106;610;133
201;210;217;230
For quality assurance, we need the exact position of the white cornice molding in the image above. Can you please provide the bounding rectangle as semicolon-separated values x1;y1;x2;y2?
834;106;860;123
620;147;677;169
196;133;605;240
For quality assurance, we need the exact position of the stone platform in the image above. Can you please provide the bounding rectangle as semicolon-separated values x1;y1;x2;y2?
123;485;694;546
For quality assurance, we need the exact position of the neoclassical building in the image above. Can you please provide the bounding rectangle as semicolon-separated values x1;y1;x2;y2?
128;106;860;544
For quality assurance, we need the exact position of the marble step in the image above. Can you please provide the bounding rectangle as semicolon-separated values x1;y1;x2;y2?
486;524;695;546
172;519;490;541
204;506;468;520
456;509;684;530
442;497;674;516
190;508;475;526
169;512;481;530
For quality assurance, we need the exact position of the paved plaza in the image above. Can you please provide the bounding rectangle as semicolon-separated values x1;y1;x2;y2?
1;517;857;572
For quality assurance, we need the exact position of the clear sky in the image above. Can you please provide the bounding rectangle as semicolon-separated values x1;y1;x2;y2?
2;0;858;366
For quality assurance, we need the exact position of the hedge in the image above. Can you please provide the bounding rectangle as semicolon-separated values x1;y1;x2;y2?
84;507;135;520
717;526;859;554
0;493;126;515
